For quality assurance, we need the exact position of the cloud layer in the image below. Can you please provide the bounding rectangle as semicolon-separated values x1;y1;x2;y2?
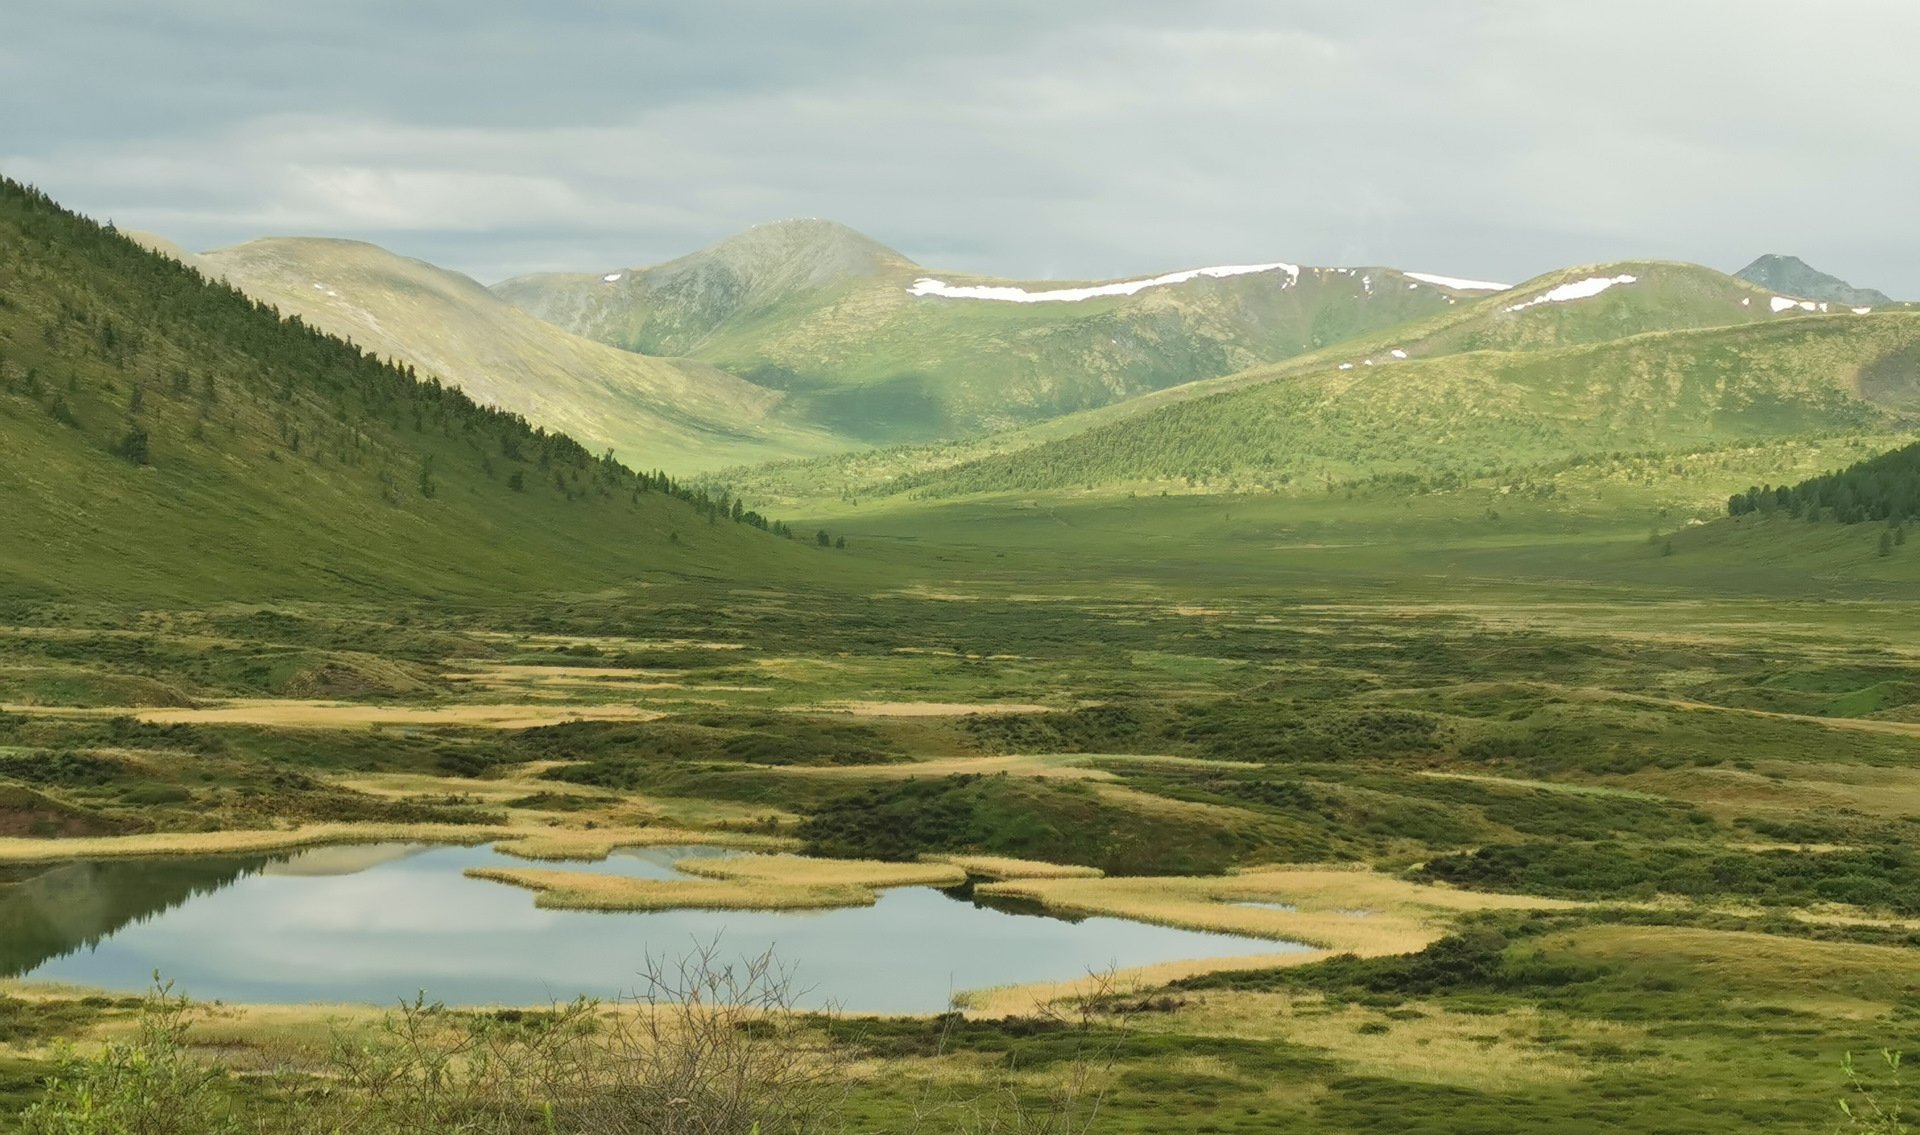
7;1;1916;294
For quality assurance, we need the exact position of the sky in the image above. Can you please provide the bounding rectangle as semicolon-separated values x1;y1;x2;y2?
6;1;1918;293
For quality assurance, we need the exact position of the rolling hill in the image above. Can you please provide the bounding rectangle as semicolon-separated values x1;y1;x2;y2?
711;261;1917;507
151;236;844;473
495;221;1512;441
0;179;828;603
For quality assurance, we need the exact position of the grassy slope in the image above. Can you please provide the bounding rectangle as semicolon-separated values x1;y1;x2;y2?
183;237;844;472
715;268;1920;510
497;223;1495;441
0;181;836;604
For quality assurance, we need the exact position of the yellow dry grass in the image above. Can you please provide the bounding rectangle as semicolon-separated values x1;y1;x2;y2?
769;754;1115;782
330;772;612;804
0;821;791;865
470;852;964;912
960;953;1326;1018
466;868;877;911
962;868;1591;1017
963;864;1585;1015
491;828;794;861
3;700;667;730
815;701;1053;718
927;854;1105;880
673;854;967;890
0;823;513;862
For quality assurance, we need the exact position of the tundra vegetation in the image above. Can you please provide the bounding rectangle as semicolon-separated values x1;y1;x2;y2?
3;180;1920;1132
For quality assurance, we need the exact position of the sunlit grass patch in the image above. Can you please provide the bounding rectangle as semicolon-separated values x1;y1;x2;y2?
927;853;1105;880
466;867;878;911
490;827;794;861
978;866;1584;955
0;823;513;862
469;852;965;912
674;853;967;890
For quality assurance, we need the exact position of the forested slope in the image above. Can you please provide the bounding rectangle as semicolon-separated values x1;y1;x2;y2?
0;179;823;603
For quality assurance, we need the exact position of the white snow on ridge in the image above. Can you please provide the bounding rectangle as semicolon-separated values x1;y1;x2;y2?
1854;306;1874;315
602;273;623;283
1770;296;1823;314
907;262;1301;303
1404;271;1513;292
1504;275;1638;313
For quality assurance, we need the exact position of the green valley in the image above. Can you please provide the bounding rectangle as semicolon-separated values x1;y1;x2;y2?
3;181;1919;1135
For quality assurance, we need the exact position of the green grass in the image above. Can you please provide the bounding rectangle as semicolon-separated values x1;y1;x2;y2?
0;179;863;602
187;236;845;472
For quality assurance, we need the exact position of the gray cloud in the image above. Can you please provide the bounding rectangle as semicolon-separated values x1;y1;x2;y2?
6;0;1917;294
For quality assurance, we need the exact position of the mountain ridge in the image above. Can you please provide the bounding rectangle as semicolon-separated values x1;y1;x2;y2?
171;235;846;472
0;178;823;602
1735;254;1893;307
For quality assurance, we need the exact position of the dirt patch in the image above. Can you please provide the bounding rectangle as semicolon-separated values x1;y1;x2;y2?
0;785;134;838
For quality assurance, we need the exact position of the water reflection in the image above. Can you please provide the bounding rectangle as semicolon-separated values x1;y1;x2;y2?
3;843;1298;1012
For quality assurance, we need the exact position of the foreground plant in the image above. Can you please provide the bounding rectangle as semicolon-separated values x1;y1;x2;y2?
23;979;241;1135
1841;1050;1910;1134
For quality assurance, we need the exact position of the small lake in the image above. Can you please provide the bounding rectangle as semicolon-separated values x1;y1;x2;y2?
1;843;1298;1013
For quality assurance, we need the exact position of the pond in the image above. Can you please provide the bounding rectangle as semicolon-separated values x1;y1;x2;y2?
0;843;1300;1013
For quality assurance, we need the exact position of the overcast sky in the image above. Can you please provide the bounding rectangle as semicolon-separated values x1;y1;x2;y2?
6;1;1917;293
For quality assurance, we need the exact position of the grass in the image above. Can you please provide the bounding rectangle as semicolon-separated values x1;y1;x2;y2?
468;853;967;911
0;823;508;862
976;866;1583;955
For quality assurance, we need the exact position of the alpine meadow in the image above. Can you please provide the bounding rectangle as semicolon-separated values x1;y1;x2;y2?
3;7;1920;1135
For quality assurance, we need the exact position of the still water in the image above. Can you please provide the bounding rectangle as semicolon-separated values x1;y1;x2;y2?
2;843;1296;1012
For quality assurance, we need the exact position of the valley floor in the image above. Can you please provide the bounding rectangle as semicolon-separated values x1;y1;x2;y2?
2;497;1917;1133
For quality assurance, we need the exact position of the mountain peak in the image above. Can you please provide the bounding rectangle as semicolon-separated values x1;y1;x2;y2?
1735;254;1892;306
654;218;916;288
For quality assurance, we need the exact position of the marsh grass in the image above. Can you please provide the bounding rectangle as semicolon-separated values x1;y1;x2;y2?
468;853;966;911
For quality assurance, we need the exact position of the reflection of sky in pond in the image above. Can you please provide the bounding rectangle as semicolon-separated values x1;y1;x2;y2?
18;844;1300;1013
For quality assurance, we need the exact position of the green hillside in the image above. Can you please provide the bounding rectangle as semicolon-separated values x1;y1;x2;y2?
730;313;1920;506
712;263;1920;509
1729;435;1920;524
496;223;1502;441
0;179;830;603
169;237;844;472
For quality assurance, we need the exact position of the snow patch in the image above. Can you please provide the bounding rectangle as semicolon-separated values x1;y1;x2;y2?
602;273;623;283
1854;306;1874;315
1741;297;1751;307
1771;296;1820;314
1504;275;1638;313
1390;349;1408;359
1404;271;1513;292
1338;363;1354;370
907;261;1301;303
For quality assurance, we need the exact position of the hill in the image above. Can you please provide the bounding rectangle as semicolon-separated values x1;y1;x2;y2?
1735;254;1894;307
0;178;830;603
495;219;915;359
732;311;1920;505
496;224;1512;441
713;262;1916;506
1729;435;1919;525
168;237;844;472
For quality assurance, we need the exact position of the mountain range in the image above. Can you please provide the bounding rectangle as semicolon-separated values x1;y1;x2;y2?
16;184;1917;593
